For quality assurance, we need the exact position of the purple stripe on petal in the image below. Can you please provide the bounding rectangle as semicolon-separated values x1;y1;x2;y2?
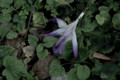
58;42;65;54
53;35;67;54
72;31;78;59
72;43;78;59
53;42;65;54
42;33;58;37
42;30;59;37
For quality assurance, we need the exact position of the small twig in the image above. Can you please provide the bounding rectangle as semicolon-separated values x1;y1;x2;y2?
24;8;33;39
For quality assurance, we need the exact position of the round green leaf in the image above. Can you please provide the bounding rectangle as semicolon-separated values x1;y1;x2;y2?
0;25;9;40
0;0;13;8
63;41;89;62
36;43;44;52
100;11;110;22
96;15;104;25
49;60;65;76
98;6;110;12
77;48;89;62
77;65;90;80
33;12;48;28
66;68;79;80
0;46;16;59
6;30;18;39
14;0;26;9
80;20;97;32
37;49;49;61
63;41;73;60
112;13;120;30
2;56;28;80
28;34;39;47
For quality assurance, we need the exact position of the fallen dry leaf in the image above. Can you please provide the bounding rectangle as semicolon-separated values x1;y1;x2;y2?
93;52;111;60
19;28;28;36
22;46;35;58
5;38;22;58
32;55;56;80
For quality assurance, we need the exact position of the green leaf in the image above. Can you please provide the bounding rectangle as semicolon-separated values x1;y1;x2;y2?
45;0;63;8
49;60;65;76
63;41;89;62
2;56;28;80
63;41;73;60
87;0;96;4
6;30;18;39
77;47;89;62
101;74;116;80
0;25;9;40
90;33;114;54
65;0;74;3
98;6;110;12
0;0;13;8
36;43;49;61
0;46;16;59
45;0;74;17
14;0;26;9
66;68;79;80
77;65;90;80
0;45;17;67
0;76;3;80
38;0;42;3
33;12;48;28
28;34;39;47
37;49;49;61
112;2;119;11
96;6;110;25
13;14;20;23
55;0;74;5
99;62;118;76
51;9;58;17
36;43;44;52
92;60;101;76
96;15;104;25
112;13;120;30
43;36;58;48
100;11;110;22
2;7;14;13
0;13;12;22
81;19;97;32
108;1;119;11
25;71;38;80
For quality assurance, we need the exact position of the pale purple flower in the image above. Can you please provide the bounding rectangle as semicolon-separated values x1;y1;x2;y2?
43;12;85;59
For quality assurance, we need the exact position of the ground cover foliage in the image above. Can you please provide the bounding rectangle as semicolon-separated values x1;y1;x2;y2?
0;0;120;80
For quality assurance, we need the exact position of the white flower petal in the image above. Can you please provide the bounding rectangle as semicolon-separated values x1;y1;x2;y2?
72;31;78;59
66;34;72;41
56;18;68;28
43;28;67;36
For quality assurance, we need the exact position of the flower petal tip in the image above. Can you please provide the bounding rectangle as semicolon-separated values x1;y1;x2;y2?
42;34;47;36
74;54;78;59
42;31;58;37
50;18;58;23
73;48;78;59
